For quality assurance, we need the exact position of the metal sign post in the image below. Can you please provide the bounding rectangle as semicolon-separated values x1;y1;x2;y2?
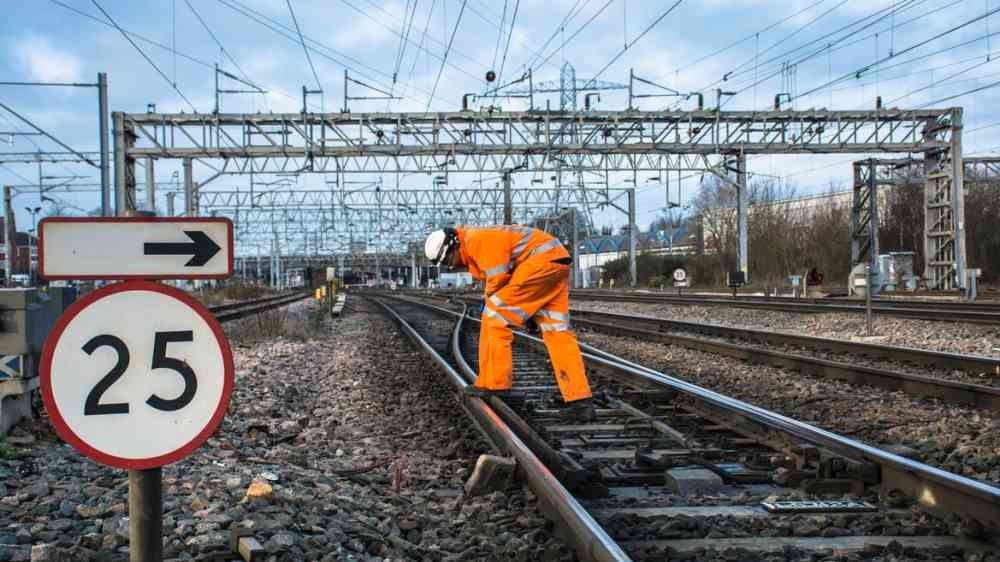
39;215;235;562
865;264;874;337
40;283;234;562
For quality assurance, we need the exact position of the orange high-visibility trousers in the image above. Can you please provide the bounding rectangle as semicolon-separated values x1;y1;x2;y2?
476;259;592;403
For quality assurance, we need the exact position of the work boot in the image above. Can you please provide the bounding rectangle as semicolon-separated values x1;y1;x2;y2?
561;398;597;421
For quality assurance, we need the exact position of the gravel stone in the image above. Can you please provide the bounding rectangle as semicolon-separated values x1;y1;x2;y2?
0;300;574;561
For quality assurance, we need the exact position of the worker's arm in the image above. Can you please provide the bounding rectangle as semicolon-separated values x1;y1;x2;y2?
464;230;512;296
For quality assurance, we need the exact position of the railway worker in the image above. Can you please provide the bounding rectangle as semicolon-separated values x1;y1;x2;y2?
424;226;596;420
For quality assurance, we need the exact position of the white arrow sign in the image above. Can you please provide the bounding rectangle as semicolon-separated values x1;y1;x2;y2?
41;281;234;469
40;217;233;280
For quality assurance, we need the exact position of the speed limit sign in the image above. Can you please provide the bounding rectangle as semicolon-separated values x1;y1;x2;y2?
672;268;688;282
40;281;234;469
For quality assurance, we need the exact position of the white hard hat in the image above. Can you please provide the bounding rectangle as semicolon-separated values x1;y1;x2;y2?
425;229;451;264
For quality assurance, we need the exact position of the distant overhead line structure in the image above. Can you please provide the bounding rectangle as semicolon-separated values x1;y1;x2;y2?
208;187;631;249
113;106;965;289
853;155;993;289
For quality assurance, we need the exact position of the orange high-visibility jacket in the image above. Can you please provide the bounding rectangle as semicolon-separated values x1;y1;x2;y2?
456;226;569;295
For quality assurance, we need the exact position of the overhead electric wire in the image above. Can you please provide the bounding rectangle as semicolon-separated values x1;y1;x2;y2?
459;0;545;65
719;0;967;104
686;0;909;96
0;111;84;180
392;0;419;84
0;164;35;186
968;119;1000;133
917;75;1000;107
216;0;449;108
0;102;98;168
90;0;198;112
426;0;468;112
286;0;324;97
708;0;925;97
51;0;214;70
491;0;509;73
790;3;1000;103
357;0;501;69
718;0;924;97
722;1;976;103
826;46;1000;93
711;0;854;88
673;0;828;75
50;0;321;112
578;0;685;92
530;0;616;74
340;0;480;83
522;0;589;71
495;0;521;87
406;0;438;97
183;0;261;91
886;58;997;104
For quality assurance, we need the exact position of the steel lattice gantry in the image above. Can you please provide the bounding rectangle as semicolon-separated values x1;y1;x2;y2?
113;107;965;288
852;155;994;290
210;187;631;258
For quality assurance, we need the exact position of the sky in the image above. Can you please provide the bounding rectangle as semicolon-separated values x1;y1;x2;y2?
2;0;1000;253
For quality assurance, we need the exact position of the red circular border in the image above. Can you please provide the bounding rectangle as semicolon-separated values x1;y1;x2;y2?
40;281;235;470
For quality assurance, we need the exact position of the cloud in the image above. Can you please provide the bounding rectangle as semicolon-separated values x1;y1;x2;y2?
13;35;82;83
333;16;393;50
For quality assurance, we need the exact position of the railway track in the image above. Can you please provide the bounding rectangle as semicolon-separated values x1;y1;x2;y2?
570;290;1000;324
443;294;1000;411
374;295;1000;561
207;291;311;322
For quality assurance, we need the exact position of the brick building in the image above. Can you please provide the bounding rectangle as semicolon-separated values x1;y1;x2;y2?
0;218;37;279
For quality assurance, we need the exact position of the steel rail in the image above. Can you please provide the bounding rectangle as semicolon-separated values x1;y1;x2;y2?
574;290;1000;312
449;294;1000;408
207;292;302;314
448;295;1000;373
373;297;630;562
572;289;1000;311
568;307;1000;373
570;290;1000;324
212;292;311;323
564;311;1000;411
572;339;1000;531
389;295;1000;533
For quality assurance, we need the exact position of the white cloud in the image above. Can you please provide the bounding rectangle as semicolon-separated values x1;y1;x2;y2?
13;35;82;83
333;18;392;49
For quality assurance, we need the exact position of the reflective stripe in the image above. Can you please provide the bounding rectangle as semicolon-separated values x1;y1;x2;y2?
484;263;511;277
489;294;529;322
539;322;571;332
536;309;570;322
525;238;563;259
511;229;534;260
482;307;509;325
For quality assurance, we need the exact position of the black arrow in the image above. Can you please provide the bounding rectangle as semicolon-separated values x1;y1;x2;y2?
144;231;222;267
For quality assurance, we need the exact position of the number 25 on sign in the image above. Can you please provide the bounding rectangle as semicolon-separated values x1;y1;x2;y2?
40;281;234;470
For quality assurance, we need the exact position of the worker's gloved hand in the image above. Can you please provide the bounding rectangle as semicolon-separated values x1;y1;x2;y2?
525;318;540;334
478;298;486;313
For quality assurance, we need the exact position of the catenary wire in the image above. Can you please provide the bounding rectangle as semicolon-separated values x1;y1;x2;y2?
286;0;324;97
90;0;198;112
426;0;469;111
578;1;685;92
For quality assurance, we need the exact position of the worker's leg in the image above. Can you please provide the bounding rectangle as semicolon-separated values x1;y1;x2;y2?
475;303;515;390
532;268;592;403
475;261;555;390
